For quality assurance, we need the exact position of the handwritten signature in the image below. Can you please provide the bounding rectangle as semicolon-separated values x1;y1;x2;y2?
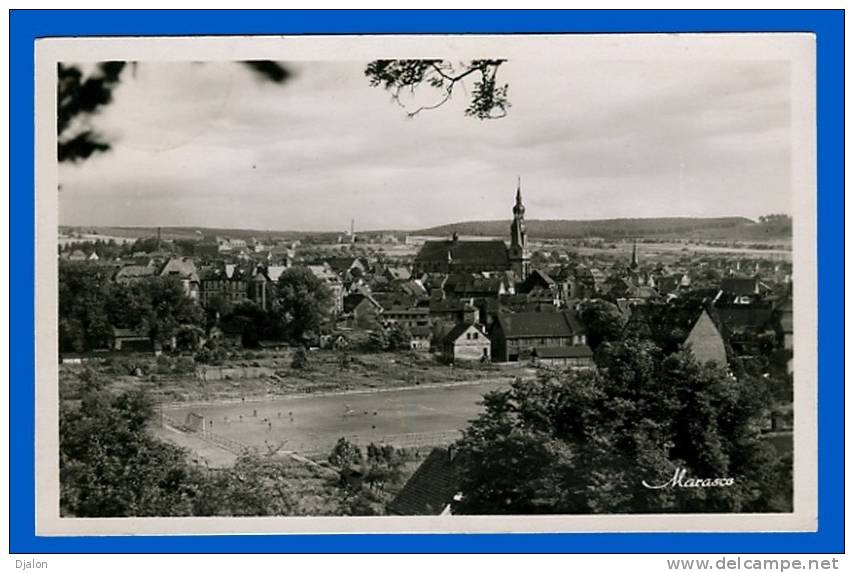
642;468;735;489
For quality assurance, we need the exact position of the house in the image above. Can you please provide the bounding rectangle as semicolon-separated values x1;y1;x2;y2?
720;276;761;297
657;273;691;295
410;325;432;351
429;297;479;327
394;279;429;299
198;263;251;307
490;309;589;363
387;447;461;515
719;276;772;304
518;269;561;307
624;305;729;366
325;256;368;278
383;266;412;282
519;268;556;293
111;327;155;352
67;249;88;262
442;323;490;363
159;257;200;302
114;264;157;285
530;345;595;368
345;292;383;327
368;293;430;329
443;273;511;300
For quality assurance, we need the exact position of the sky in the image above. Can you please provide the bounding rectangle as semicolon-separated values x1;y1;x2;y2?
58;58;792;232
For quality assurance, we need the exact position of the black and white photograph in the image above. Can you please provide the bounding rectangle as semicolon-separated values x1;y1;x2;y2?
36;33;817;534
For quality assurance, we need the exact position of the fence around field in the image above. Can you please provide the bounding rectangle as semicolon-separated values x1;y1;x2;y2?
159;411;251;456
300;429;463;458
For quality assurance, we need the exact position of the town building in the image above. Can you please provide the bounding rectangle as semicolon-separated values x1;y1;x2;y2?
387;447;461;516
442;323;491;363
159;256;200;303
624;305;729;366
489;309;589;363
413;180;531;279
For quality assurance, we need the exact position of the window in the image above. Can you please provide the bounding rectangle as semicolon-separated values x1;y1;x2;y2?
472;332;478;340
466;333;471;340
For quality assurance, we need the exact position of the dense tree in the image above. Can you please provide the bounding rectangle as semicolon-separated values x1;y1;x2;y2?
196;454;306;517
274;267;334;343
59;264;203;353
328;437;363;469
58;263;114;352
453;339;791;515
578;299;627;350
368;327;391;352
364;443;405;492
219;301;284;348
112;276;205;347
61;371;351;517
387;323;413;351
60;378;204;516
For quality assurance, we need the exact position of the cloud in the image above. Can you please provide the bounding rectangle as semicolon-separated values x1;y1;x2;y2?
59;58;792;230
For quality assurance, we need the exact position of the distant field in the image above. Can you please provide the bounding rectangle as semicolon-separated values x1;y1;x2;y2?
164;380;509;458
58;233;138;246
555;240;793;261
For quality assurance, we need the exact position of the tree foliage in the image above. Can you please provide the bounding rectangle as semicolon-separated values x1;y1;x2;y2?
60;378;203;516
328;437;363;469
365;59;509;119
61;375;348;517
453;339;791;515
274;267;334;343
58;263;114;351
578;299;627;350
58;62;127;163
59;263;203;352
58;61;291;163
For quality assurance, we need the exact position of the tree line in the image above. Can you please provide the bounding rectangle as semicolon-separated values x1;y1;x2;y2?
58;262;333;354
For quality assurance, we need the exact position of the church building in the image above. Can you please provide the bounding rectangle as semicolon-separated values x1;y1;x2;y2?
413;180;532;279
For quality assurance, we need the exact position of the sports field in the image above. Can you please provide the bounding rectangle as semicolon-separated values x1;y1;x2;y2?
163;379;512;457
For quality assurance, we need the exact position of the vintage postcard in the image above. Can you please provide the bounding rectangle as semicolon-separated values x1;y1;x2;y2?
34;32;817;535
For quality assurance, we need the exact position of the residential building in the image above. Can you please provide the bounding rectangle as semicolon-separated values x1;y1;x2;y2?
442;323;490;363
490;309;589;363
387;447;461;516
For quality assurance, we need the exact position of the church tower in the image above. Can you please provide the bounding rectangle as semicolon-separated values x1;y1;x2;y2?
630;238;639;270
509;178;531;279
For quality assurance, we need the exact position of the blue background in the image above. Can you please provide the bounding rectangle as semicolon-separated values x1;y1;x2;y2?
10;9;844;554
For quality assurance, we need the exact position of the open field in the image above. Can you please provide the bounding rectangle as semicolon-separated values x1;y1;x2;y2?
163;379;510;458
556;240;792;261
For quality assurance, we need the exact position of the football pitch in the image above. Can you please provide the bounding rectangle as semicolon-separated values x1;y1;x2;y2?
164;379;511;457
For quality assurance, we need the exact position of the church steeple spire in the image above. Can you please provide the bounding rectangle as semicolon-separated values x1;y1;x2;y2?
513;176;525;217
509;177;530;279
630;238;639;270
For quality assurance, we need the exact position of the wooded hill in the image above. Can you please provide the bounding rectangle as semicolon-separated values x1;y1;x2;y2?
413;217;792;240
